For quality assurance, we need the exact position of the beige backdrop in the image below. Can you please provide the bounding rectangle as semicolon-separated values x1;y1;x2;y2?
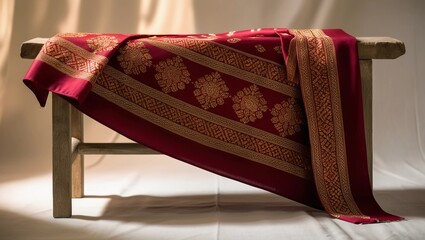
1;0;424;187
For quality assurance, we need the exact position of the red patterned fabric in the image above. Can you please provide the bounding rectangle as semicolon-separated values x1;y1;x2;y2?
23;29;402;223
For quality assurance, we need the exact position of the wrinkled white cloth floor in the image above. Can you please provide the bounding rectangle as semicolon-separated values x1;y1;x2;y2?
1;154;425;240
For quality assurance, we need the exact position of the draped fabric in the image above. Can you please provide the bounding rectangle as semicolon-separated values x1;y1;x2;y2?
23;28;402;223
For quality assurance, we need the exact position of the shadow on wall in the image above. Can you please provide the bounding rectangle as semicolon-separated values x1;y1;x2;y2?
1;0;157;183
191;0;343;32
0;0;72;183
2;0;198;183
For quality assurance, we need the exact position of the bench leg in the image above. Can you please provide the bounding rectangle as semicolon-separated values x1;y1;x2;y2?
52;93;72;218
360;60;373;186
71;106;84;198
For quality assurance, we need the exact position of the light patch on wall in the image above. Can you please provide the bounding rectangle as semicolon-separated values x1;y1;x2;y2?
57;0;81;33
137;0;195;34
0;0;15;124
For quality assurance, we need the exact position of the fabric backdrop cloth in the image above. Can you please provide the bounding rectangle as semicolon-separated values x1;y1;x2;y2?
23;28;401;224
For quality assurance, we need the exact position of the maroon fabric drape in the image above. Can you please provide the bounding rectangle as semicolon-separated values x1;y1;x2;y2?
23;28;402;223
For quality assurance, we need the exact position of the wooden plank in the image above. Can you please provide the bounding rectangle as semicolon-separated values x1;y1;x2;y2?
71;106;84;198
20;38;46;59
20;37;406;60
52;94;72;218
357;37;406;59
76;141;161;155
360;60;373;185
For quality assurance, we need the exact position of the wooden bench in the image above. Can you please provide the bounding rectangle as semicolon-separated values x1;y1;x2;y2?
21;37;405;218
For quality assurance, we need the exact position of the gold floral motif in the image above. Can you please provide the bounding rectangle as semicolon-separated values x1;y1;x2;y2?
274;46;283;54
57;33;87;37
271;98;305;137
193;72;229;109
151;38;288;86
232;85;267;123
117;39;152;75
255;44;266;53
87;36;119;53
155;56;191;93
227;38;241;43
94;66;312;177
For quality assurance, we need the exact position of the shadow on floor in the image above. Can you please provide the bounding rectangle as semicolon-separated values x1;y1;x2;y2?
72;193;324;224
71;189;425;224
374;188;425;217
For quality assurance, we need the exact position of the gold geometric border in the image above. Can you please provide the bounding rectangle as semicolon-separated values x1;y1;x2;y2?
291;29;367;218
143;38;302;98
155;37;284;78
36;52;96;81
92;68;312;179
37;36;109;83
103;65;310;155
48;36;109;64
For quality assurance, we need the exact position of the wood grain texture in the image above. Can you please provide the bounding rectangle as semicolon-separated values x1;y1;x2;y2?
52;94;72;218
20;38;46;59
76;142;161;155
360;60;373;185
357;37;406;59
71;106;84;198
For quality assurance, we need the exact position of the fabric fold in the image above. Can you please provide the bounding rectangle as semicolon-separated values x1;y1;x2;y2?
23;33;139;106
